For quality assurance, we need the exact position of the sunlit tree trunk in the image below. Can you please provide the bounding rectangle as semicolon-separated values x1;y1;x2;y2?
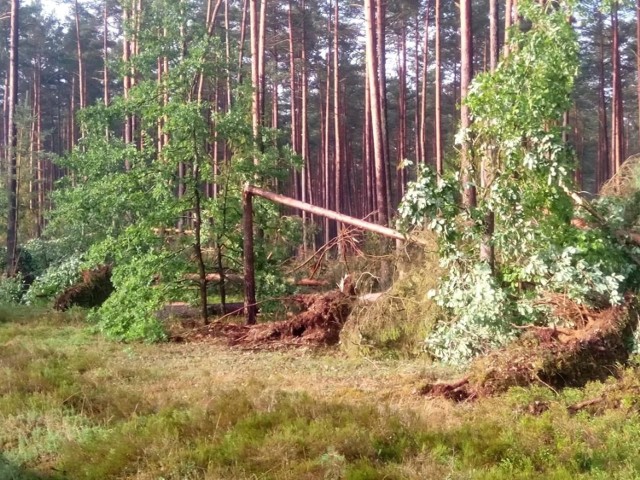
419;0;430;166
375;0;391;220
6;0;19;275
333;0;343;227
74;0;86;111
435;0;443;174
460;0;476;207
103;0;109;107
364;0;388;225
237;0;248;81
611;1;623;177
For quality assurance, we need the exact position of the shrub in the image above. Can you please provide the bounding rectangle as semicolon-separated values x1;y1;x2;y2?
23;255;83;305
0;275;25;304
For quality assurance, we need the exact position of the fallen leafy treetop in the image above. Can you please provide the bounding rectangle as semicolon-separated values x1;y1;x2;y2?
400;0;640;365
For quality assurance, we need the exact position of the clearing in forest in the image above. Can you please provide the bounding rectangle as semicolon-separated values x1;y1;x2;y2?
4;308;640;480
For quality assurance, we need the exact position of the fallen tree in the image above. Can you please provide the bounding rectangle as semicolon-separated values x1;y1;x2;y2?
242;184;428;325
54;265;114;311
174;279;356;348
422;295;639;400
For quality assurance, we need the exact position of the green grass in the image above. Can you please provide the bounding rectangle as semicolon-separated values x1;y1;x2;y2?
4;307;640;479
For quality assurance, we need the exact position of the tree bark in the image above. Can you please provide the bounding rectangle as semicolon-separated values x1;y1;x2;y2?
103;0;110;107
397;18;407;198
597;11;610;190
481;0;498;271
435;0;443;174
249;0;261;159
460;0;476;207
364;0;389;226
244;184;427;245
333;0;343;247
74;0;86;110
636;0;640;142
610;1;623;177
243;190;257;325
419;0;430;166
6;0;18;275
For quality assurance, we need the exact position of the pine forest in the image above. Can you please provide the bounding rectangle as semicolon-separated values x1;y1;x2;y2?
6;1;640;478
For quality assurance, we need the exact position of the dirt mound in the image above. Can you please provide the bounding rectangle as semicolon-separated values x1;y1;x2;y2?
54;265;114;311
422;296;639;401
175;290;355;349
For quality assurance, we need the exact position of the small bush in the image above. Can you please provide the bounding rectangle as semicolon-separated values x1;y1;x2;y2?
23;255;83;305
0;274;25;304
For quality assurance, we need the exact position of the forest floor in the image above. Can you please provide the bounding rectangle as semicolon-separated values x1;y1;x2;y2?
3;308;640;479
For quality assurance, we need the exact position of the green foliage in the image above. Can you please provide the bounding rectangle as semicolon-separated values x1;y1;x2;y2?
399;0;637;365
0;274;25;304
22;255;84;306
46;0;298;341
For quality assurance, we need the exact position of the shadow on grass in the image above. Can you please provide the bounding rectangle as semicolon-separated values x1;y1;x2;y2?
0;454;64;480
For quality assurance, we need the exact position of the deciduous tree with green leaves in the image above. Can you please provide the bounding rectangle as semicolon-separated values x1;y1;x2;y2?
48;0;298;341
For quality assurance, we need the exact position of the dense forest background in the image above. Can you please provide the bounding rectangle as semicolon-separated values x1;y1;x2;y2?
0;0;638;244
1;0;639;350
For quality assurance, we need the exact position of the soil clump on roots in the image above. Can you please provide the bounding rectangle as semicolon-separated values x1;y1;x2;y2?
422;295;639;401
175;286;356;349
54;265;114;311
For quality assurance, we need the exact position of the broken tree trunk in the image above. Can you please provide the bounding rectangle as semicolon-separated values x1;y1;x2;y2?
243;188;258;325
242;183;426;325
244;184;426;245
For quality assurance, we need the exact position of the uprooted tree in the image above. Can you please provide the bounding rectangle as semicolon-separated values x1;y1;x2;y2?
399;0;640;377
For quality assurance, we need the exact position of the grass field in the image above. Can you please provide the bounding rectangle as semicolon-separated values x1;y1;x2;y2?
3;307;640;479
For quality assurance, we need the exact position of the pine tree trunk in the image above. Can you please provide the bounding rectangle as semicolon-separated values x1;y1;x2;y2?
419;0;430;166
480;0;498;271
323;15;332;243
375;0;391;221
36;56;44;235
250;0;261;158
258;0;267;120
103;0;109;107
636;0;640;143
597;11;610;189
333;0;343;247
300;0;311;251
397;19;407;199
74;0;86;110
237;0;248;82
435;0;443;174
611;2;623;177
6;0;19;275
364;0;388;226
460;0;475;207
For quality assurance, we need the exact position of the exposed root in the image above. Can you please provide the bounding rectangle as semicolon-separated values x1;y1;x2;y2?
54;265;114;311
423;296;638;401
176;289;355;349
